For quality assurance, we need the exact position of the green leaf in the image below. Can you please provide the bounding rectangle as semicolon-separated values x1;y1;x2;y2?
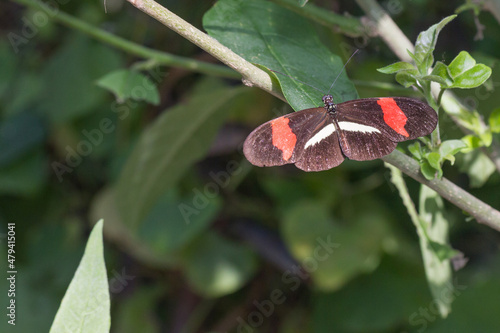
426;152;442;170
181;232;257;298
116;82;245;229
451;64;491;89
395;69;418;87
489;107;500;133
418;186;453;318
281;200;390;291
49;220;110;333
420;161;438;180
203;0;358;111
446;51;492;89
408;142;423;160
413;15;456;74
448;51;477;77
439;139;467;158
426;61;453;86
377;61;416;74
96;69;160;105
461;134;483;151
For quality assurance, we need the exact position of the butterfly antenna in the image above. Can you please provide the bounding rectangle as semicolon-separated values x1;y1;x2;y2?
269;70;325;94
326;49;359;95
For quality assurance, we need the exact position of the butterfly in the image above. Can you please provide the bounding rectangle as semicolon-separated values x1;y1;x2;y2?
243;94;437;171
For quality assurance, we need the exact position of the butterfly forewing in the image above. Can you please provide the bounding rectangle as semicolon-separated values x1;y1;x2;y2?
243;109;327;167
336;97;437;141
295;121;344;171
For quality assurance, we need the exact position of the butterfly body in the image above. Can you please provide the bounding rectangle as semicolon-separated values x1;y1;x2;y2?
243;95;437;172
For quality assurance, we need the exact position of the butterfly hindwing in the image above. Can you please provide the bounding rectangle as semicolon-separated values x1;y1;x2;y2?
295;120;344;171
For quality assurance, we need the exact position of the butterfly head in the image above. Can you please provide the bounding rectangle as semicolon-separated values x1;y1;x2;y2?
322;94;336;113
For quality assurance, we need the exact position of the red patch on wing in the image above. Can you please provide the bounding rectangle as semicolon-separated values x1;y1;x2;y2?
377;98;409;137
271;117;296;161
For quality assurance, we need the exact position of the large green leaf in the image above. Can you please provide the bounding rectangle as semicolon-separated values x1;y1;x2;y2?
49;220;110;333
116;83;244;229
203;0;358;111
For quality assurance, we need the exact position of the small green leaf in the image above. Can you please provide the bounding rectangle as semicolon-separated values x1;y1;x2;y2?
438;139;467;165
439;139;467;157
450;64;492;89
461;134;483;151
426;152;442;170
420;161;438;180
426;62;453;87
49;220;110;333
96;69;160;105
446;51;492;89
395;70;418;87
489;107;500;133
377;61;416;74
408;142;423;160
421;74;449;85
448;51;476;77
413;15;456;74
427;240;459;261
